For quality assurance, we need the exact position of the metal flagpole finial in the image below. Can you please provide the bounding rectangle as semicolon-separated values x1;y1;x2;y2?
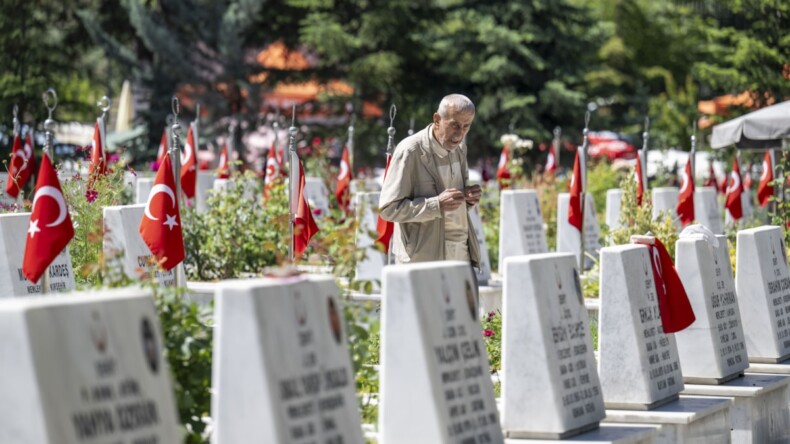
12;104;19;135
97;96;111;119
643;116;650;140
170;96;182;156
288;104;298;152
408;117;415;136
583;111;591;136
42;88;58;157
553;126;561;138
691;120;697;149
387;104;397;155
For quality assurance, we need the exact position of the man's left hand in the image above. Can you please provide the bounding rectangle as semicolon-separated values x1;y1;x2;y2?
464;185;482;206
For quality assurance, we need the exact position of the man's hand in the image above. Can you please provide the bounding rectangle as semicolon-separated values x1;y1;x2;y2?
464;184;481;206
438;188;465;212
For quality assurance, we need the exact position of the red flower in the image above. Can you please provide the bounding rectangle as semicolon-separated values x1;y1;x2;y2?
85;189;98;203
483;329;494;337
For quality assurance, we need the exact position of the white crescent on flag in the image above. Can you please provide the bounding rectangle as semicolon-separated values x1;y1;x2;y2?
726;170;741;194
219;151;227;166
32;185;68;227
679;167;690;194
546;152;555;170
144;184;177;221
498;151;507;169
266;157;278;181
181;141;193;166
651;246;666;294
17;139;32;173
760;159;770;181
339;159;349;181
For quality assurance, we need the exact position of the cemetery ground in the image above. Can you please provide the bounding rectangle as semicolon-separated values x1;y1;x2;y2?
2;152;790;444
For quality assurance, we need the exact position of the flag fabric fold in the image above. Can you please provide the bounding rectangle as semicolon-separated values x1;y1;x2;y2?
375;155;395;253
263;143;282;201
704;163;718;191
545;144;557;175
634;236;696;333
89;118;108;178
22;154;75;283
335;145;351;212
496;145;511;188
567;150;583;232
677;158;695;226
156;128;168;167
216;143;230;179
725;157;744;221
757;151;774;207
139;154;185;271
635;155;644;206
294;160;319;256
6;132;35;198
180;124;197;199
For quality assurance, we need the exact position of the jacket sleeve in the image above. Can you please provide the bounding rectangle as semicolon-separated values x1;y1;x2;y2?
379;146;442;223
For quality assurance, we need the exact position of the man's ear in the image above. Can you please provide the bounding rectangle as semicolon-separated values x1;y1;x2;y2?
433;113;441;126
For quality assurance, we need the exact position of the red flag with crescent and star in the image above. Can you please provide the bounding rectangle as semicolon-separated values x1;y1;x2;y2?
725;157;744;221
568;150;583;232
676;158;695;226
375;155;394;253
216;142;230;179
633;236;696;333
545;144;557;175
496;145;511;188
6;132;35;198
757;151;774;207
139;153;185;271
89;118;108;177
294;160;319;257
180;124;197;199
704;163;718;191
22;154;75;283
335;145;351;212
263;143;282;201
156;128;168;166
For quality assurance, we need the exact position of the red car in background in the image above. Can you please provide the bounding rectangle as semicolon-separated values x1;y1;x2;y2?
585;131;638;160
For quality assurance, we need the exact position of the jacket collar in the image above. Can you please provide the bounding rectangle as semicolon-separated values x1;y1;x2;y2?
418;124;443;188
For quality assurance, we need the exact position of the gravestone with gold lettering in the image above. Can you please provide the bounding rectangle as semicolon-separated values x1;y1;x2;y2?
103;204;176;287
0;288;180;443
557;193;601;270
0;213;75;296
502;253;604;438
212;275;365;443
675;235;748;383
735;225;790;363
498;189;548;268
380;261;504;443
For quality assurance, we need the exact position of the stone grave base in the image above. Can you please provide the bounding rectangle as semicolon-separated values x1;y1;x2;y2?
683;373;790;443
506;421;600;440
603;396;731;444
683;371;744;385
605;394;680;411
504;424;658;444
748;354;790;364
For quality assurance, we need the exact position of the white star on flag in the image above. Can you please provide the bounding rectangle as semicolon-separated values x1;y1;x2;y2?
164;214;179;230
28;219;41;238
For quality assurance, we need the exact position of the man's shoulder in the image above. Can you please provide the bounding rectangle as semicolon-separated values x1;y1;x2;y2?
393;127;429;158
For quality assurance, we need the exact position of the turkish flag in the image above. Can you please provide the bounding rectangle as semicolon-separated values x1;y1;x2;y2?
156;128;168;166
743;164;753;191
634;236;696;333
375;155;395;253
635;155;644;206
704;163;718;190
294;159;319;256
263;143;282;201
88;118;108;177
725;157;744;221
545;144;557;175
180;123;197;199
676;158;695;226
5;132;35;198
139;153;185;271
335;145;351;212
567;150;583;232
22;154;75;283
496;145;511;188
757;151;774;207
216;142;230;179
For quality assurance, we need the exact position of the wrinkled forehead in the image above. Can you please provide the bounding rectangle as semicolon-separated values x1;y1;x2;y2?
440;108;475;125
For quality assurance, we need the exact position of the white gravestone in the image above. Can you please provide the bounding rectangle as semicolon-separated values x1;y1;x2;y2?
354;192;386;286
599;244;684;409
0;172;16;206
0;212;75;296
693;187;723;235
211;177;256;202
135;177;153;205
605;188;623;231
735;225;790;363
123;171;137;195
469;205;492;284
498;190;548;268
675;235;748;383
305;176;330;217
350;179;381;194
195;170;215;213
103;204;177;287
557;193;601;270
652;187;679;228
212;275;365;444
0;288;181;443
502;253;605;439
380;261;504;444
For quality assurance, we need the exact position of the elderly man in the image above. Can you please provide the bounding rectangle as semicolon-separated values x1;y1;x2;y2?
379;94;482;268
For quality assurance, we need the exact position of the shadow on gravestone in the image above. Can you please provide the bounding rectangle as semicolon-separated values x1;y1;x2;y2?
498;190;548;270
0;288;181;443
380;261;504;444
211;275;365;444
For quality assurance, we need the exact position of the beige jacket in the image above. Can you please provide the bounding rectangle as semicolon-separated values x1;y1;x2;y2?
379;124;481;267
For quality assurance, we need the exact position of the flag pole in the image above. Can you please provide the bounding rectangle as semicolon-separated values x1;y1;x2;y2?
690;121;697;186
40;88;57;294
579;111;590;271
408;117;415;137
169;97;184;289
641;117;649;197
287;104;298;262
553;126;561;170
348;114;356;175
12;104;23;207
97;96;111;171
227;120;236;176
385;104;397;265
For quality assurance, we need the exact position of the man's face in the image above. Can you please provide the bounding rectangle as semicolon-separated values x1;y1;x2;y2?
433;108;475;151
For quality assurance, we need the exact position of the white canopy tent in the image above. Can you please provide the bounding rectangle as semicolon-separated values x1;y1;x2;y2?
711;100;790;150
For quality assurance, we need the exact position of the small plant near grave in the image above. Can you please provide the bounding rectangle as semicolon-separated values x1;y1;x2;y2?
343;301;380;425
481;310;502;396
480;188;500;272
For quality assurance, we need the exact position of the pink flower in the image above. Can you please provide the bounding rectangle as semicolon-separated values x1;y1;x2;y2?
108;153;120;163
483;329;494;337
487;311;496;320
312;208;322;216
150;161;160;172
85;189;98;203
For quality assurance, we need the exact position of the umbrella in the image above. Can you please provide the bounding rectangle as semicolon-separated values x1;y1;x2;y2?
115;80;135;132
710;100;790;149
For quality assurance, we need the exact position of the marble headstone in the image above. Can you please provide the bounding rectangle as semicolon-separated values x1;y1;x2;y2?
354;192;386;286
598;244;684;409
211;177;256;202
0;288;180;443
212;275;364;443
498;190;548;268
103;204;177;287
469;205;492;284
502;253;604;439
557;193;601;270
651;187;679;228
350;179;381;194
605;188;623;231
693;187;723;235
735;225;790;363
305;177;330;217
0;172;16;206
195;171;216;213
380;261;503;443
135;177;154;205
0;213;75;296
675;235;748;383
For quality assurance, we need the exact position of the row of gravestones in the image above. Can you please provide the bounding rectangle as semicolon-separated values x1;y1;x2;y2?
4;224;790;443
